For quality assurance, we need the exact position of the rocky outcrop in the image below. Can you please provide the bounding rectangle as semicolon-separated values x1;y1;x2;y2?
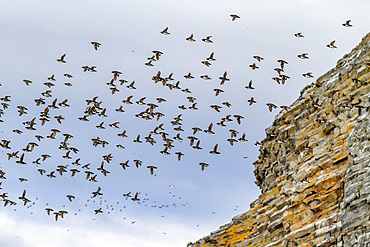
189;33;370;247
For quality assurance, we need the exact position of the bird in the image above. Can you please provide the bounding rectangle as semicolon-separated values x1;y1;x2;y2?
297;53;309;59
127;81;136;89
302;72;314;78
280;105;290;111
133;135;142;143
294;33;304;38
209;144;220;154
18;190;31;206
94;208;103;214
131;192;140;201
48;74;56;81
229;129;239;138
277;59;288;69
200;75;211;80
184;72;194;79
274;67;284;75
233;115;244;124
213;89;224;96
202;36;213;43
204;123;215;134
91;41;101;50
66;195;75;202
230;14;240;21
161;27;170;35
254;141;262;147
152;50;163;60
245;80;255;89
119;161;130;170
253;55;264;62
199;162;209;171
16;153;26;165
272;77;281;84
186;34;196;42
219;71;230;85
123;95;134;104
266;103;278;112
175;152;184;161
249;63;259;70
109;122;119;129
326;40;337;48
189;103;198;110
210;105;222;112
238;133;248;142
227;138;238;146
207;52;216;61
23;79;32;86
145;60;153;66
92;187;103;198
342;20;352;27
57;54;66;63
133;160;142;168
201;60;212;67
192;140;202;150
247;97;257;105
147;166;157;175
46;171;56;178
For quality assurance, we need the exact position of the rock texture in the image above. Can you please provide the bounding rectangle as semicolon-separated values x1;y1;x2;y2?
189;33;370;247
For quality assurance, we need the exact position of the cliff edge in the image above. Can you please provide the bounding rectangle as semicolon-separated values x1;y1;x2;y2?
189;33;370;247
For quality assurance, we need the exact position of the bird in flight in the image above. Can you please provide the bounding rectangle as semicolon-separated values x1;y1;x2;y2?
161;27;170;35
230;14;240;21
298;53;309;59
342;20;352;27
91;41;101;50
202;36;213;43
294;32;304;38
209;144;220;154
186;34;196;42
245;80;255;90
326;40;337;49
248;97;257;105
57;54;66;63
199;162;209;171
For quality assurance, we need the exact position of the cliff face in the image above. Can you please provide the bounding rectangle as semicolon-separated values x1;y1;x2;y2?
189;33;370;247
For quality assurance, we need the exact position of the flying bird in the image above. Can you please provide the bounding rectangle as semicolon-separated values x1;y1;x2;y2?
294;33;304;38
161;27;170;35
245;80;255;89
253;55;264;62
230;14;240;21
199;162;209;171
91;41;101;50
248;97;257;105
266;103;278;112
297;53;309;59
57;54;66;63
327;40;337;48
202;36;213;43
186;34;196;42
209;144;220;154
342;20;352;27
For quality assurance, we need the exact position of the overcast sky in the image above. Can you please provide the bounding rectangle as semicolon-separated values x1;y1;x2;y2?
0;0;369;246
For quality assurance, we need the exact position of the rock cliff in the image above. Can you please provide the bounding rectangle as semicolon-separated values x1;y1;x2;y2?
189;33;370;247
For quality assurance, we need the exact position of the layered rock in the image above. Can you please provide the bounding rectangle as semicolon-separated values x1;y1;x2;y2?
189;33;370;247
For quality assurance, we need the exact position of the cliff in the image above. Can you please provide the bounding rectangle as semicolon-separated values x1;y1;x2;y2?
189;33;370;247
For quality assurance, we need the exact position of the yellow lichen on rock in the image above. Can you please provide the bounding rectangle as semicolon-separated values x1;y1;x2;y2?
189;33;370;247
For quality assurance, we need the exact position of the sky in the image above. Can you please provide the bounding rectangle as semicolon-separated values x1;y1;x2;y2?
0;0;369;246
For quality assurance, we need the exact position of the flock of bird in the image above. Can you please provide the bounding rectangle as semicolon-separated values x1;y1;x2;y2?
0;15;354;225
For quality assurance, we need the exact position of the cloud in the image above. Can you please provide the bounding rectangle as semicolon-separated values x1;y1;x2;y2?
0;212;208;247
